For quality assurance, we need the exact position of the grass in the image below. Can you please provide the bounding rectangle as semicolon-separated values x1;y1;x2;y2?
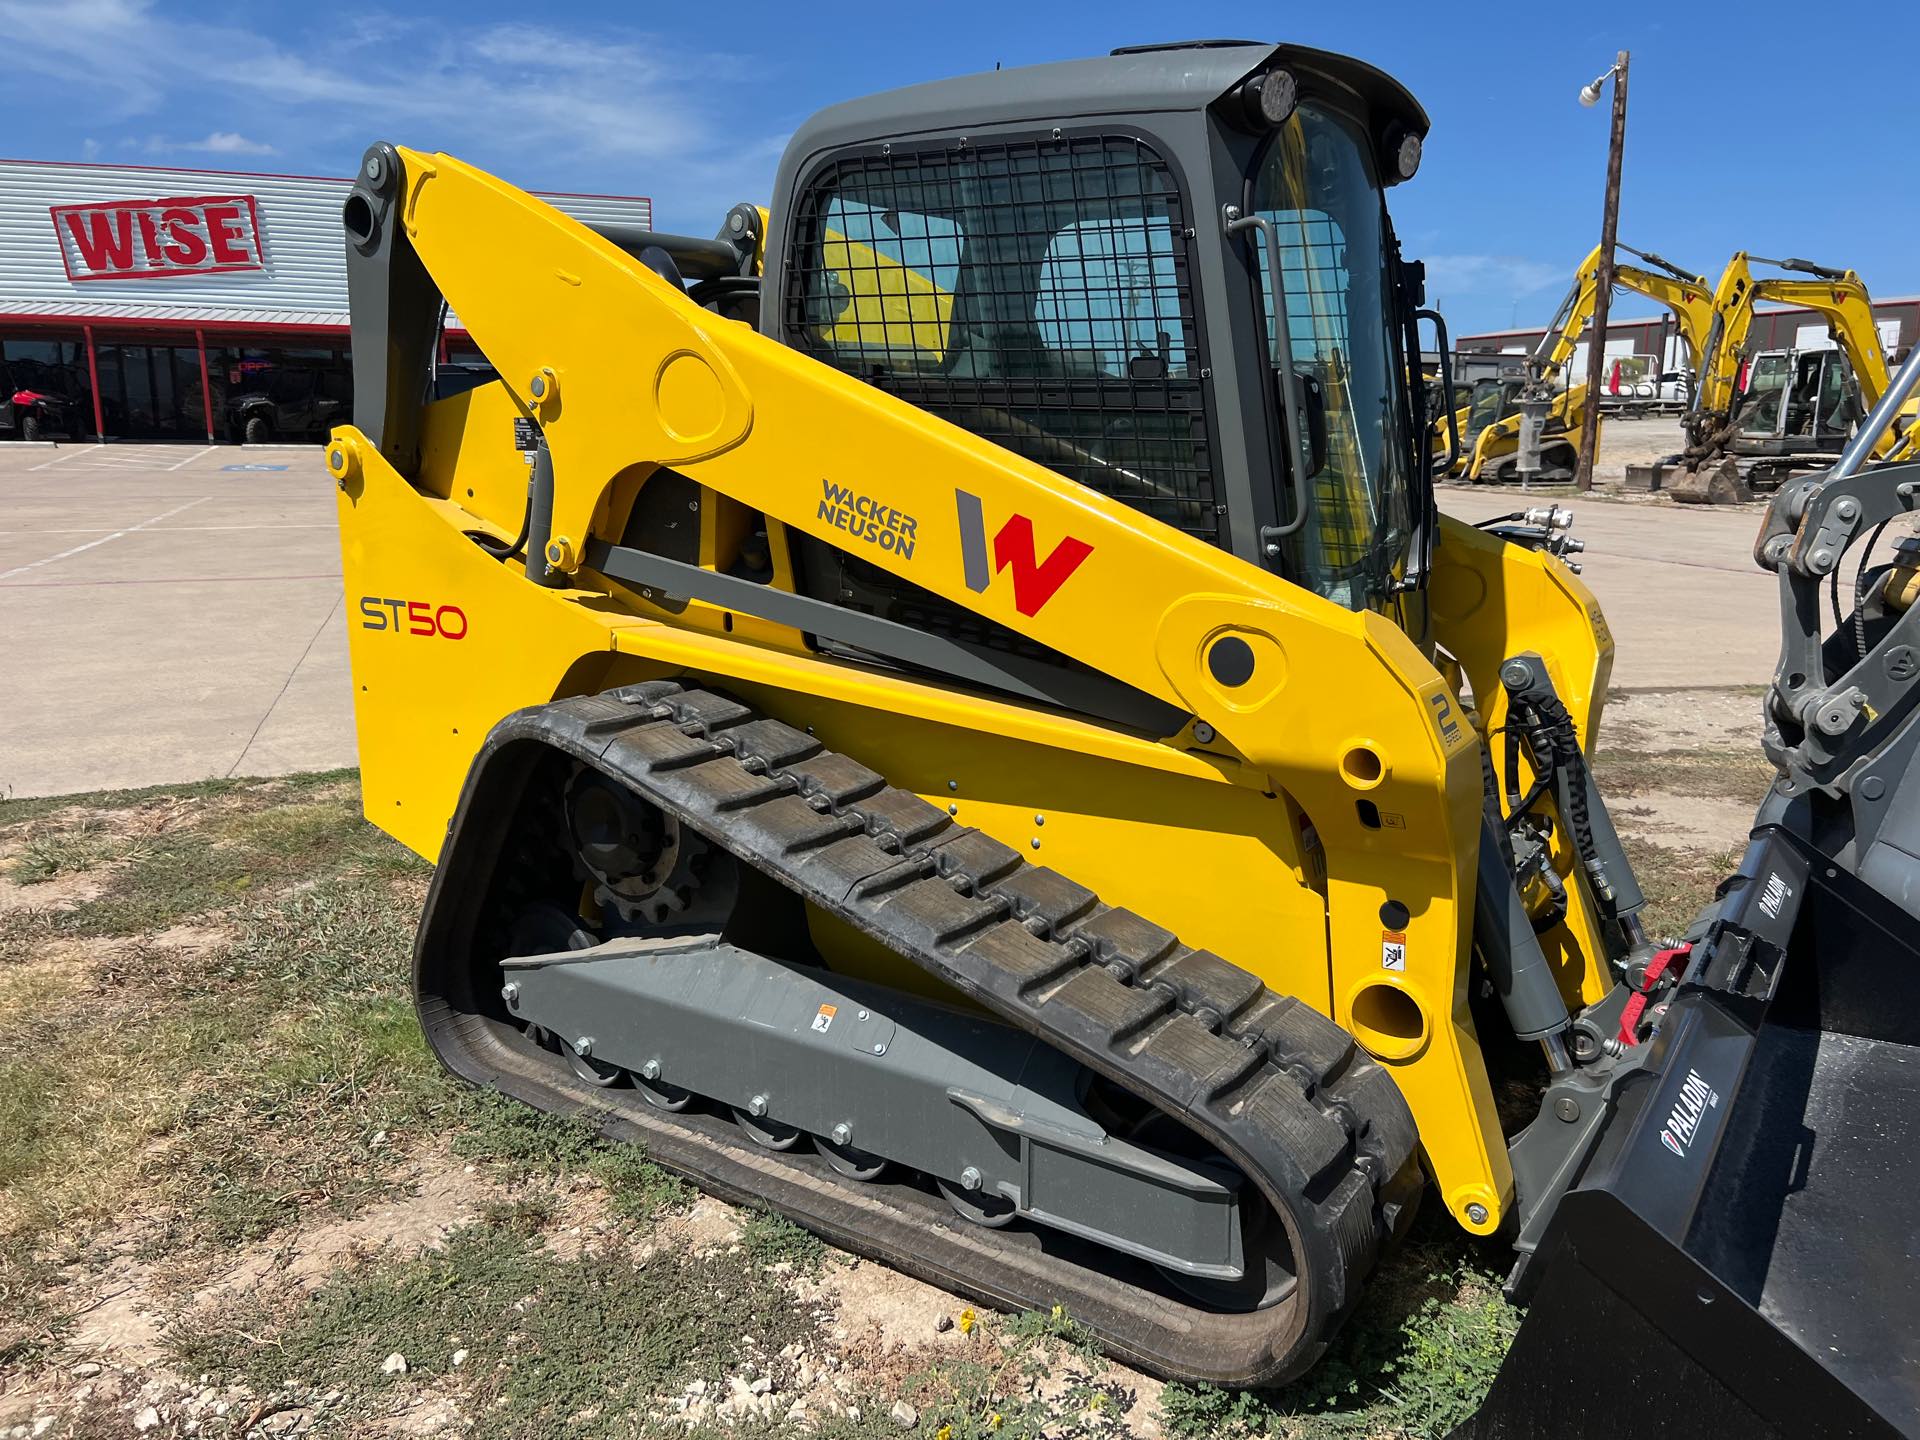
1592;746;1777;804
738;1209;829;1275
0;766;351;829
9;816;152;883
165;1213;816;1440
1159;1209;1519;1440
1593;744;1775;937
0;733;1753;1437
0;769;724;1415
448;1092;693;1223
0;797;436;1250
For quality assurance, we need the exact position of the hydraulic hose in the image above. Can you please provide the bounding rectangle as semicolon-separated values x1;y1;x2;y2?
467;497;531;561
1499;657;1646;929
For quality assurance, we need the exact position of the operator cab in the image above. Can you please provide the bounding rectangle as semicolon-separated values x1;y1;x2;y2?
762;42;1436;621
1732;347;1860;460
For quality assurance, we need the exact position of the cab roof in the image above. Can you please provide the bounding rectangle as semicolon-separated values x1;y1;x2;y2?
779;41;1428;165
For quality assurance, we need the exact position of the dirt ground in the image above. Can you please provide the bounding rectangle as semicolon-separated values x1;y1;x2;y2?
0;665;1778;1440
1583;413;1686;486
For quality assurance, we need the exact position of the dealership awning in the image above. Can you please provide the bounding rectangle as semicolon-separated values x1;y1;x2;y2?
0;298;348;330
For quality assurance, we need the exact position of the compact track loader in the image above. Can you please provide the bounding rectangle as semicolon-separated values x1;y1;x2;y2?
329;41;1920;1430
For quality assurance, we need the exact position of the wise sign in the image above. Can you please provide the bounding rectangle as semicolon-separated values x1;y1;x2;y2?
50;195;265;281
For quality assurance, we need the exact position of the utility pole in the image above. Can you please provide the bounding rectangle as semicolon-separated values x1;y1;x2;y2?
1575;50;1629;492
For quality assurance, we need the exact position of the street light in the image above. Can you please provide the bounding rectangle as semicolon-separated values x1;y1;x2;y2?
1574;50;1630;493
1577;64;1618;109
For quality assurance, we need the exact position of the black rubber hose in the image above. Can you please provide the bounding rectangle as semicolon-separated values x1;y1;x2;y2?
1854;519;1891;662
466;497;532;561
1534;695;1598;863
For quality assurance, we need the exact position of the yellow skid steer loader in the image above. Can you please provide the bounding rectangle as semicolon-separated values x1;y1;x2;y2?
327;40;1920;1433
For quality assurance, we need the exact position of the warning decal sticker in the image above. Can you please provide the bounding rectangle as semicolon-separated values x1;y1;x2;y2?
1380;932;1407;971
811;1003;838;1033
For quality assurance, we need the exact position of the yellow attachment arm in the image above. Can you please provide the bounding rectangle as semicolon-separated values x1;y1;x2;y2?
1535;246;1711;380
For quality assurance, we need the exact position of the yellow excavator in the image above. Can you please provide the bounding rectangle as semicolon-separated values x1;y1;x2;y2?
329;41;1920;1432
1672;254;1901;501
1441;243;1712;483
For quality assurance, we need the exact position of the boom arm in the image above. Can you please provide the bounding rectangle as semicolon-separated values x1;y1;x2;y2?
1687;253;1897;459
1536;244;1712;379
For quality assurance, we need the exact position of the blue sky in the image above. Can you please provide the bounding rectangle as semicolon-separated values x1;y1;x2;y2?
2;0;1912;336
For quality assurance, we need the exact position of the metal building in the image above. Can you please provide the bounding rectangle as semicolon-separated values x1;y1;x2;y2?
1456;296;1920;380
0;158;650;443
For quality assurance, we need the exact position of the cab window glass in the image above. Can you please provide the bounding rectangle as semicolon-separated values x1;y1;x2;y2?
1249;103;1414;607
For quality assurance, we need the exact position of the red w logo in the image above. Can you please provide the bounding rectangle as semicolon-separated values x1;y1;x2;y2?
955;490;1093;617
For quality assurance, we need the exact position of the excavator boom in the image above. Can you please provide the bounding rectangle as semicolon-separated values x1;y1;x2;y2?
1441;243;1711;483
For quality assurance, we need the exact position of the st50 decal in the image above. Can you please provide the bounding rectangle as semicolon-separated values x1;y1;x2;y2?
954;489;1093;617
359;597;468;639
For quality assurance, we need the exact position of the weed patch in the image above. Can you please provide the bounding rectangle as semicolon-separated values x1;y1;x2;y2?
739;1209;830;1275
166;1215;812;1440
10;817;151;883
1593;746;1775;802
446;1091;690;1224
1161;1210;1519;1439
0;779;435;1254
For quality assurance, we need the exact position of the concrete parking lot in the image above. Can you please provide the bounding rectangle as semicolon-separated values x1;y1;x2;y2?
1;430;1790;798
1437;485;1779;691
0;441;352;799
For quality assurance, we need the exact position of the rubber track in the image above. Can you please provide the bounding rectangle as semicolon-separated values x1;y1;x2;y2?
429;681;1420;1384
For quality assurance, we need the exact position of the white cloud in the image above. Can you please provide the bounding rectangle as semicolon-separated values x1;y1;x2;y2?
0;0;788;226
147;131;278;157
1422;253;1569;299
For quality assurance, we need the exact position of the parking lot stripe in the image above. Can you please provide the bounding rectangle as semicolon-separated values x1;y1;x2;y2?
26;445;103;472
165;446;217;471
0;496;211;582
0;572;336;589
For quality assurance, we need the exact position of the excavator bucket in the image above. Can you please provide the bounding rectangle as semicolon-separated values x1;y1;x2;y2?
1457;826;1920;1438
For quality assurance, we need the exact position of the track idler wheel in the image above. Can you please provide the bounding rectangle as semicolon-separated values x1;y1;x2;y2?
632;1060;692;1113
1155;1196;1298;1312
938;1172;1016;1228
818;1132;888;1181
734;1100;804;1151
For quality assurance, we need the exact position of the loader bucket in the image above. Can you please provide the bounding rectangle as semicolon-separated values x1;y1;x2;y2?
1456;822;1920;1440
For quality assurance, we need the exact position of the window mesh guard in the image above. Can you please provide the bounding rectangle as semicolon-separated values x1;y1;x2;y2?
785;135;1220;546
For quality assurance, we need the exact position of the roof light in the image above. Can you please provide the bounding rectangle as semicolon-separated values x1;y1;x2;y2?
1393;130;1422;181
1231;68;1297;132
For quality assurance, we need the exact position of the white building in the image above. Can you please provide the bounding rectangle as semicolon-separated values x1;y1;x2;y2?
0;158;650;442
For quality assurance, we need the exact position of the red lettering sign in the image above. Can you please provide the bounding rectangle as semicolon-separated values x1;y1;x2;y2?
50;195;264;281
